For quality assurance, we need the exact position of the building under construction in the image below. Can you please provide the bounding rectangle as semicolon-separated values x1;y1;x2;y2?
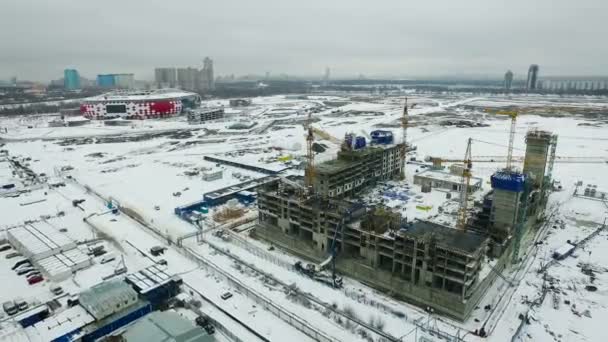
255;108;557;320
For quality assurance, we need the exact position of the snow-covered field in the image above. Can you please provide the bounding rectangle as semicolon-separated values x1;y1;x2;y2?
1;92;607;341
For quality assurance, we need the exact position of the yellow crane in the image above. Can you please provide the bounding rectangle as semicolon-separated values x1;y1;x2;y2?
456;138;473;231
485;109;518;171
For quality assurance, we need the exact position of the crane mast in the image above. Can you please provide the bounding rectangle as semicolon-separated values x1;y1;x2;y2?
457;138;473;231
305;111;315;192
485;109;518;171
400;97;409;180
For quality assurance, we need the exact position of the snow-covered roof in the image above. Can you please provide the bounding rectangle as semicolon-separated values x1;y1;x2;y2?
122;311;214;342
79;280;139;321
7;222;77;260
84;89;198;103
24;305;94;342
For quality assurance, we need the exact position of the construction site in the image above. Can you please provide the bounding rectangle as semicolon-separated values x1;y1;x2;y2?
255;104;559;321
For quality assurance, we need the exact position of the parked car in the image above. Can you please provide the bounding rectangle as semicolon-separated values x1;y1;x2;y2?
12;259;31;270
220;292;233;300
204;325;216;335
2;301;17;316
150;246;166;256
25;270;41;278
15;299;28;311
0;245;12;252
5;252;21;259
17;267;35;275
27;275;43;285
100;253;116;264
50;286;64;296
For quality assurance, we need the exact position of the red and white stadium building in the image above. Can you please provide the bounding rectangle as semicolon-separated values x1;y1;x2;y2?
80;89;201;120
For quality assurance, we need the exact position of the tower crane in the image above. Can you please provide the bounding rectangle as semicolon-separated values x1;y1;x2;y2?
456;138;473;231
485;109;518;171
305;111;315;192
400;97;410;180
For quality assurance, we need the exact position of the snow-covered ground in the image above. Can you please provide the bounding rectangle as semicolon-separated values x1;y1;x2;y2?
1;92;607;341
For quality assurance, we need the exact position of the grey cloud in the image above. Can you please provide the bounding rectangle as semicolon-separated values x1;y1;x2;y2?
1;0;606;81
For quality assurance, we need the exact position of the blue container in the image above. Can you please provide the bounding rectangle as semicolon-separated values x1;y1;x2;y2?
370;130;394;144
354;136;366;149
491;171;525;192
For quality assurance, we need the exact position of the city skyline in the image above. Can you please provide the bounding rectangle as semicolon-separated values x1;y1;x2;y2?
2;0;608;82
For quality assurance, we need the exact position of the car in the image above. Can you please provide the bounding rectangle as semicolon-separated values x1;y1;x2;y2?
15;299;28;311
100;253;116;264
0;245;12;252
150;246;166;256
27;275;43;285
50;286;64;295
12;259;31;270
204;325;215;335
2;301;17;316
5;252;21;259
17;267;35;275
25;270;41;278
220;292;233;300
156;259;168;266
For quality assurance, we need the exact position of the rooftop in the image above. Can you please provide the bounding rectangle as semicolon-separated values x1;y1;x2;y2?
401;221;488;254
79;280;139;321
122;311;215;342
85;89;198;102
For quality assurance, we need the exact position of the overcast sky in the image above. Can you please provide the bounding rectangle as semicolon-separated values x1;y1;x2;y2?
1;0;607;82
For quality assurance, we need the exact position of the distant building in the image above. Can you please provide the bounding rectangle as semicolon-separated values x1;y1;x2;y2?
526;64;539;90
81;89;201;119
155;68;177;88
229;98;252;107
504;70;513;91
323;67;330;86
177;67;199;91
64;69;81;90
199;57;214;91
187;107;225;124
97;73;135;89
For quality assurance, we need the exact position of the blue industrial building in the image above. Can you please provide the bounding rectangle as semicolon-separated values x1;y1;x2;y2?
64;69;80;90
96;74;116;88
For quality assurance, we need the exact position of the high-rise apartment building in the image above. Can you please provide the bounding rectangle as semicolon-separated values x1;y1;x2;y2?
64;69;81;90
504;70;513;91
526;64;539;90
199;57;214;91
154;68;177;88
177;68;199;91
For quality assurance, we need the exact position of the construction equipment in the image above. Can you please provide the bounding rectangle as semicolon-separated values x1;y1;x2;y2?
485;109;518;171
305;111;315;191
456;138;473;231
400;98;409;179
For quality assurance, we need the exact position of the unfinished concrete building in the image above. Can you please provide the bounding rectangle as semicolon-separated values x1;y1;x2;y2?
489;130;557;245
257;181;489;319
310;143;404;198
256;127;558;320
